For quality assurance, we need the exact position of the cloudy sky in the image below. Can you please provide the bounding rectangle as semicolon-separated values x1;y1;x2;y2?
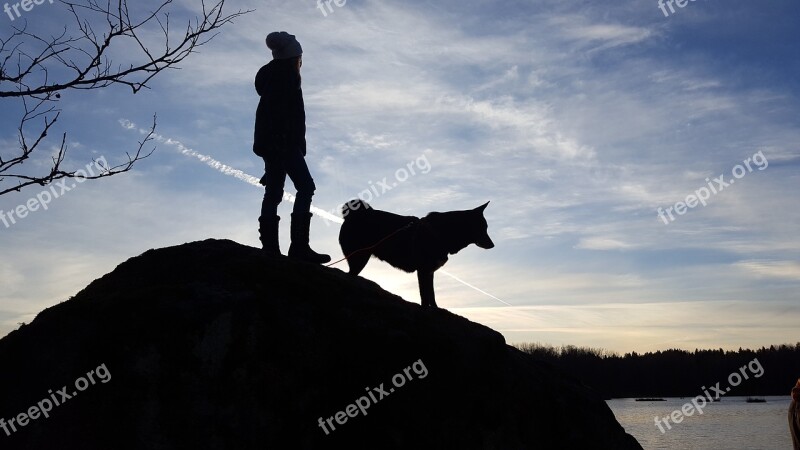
1;0;798;353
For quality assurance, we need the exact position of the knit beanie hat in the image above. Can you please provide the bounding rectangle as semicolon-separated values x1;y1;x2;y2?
266;32;302;60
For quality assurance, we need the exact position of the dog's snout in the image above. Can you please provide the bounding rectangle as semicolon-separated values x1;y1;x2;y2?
477;237;495;249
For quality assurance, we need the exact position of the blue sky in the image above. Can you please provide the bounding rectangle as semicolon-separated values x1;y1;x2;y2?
1;0;798;353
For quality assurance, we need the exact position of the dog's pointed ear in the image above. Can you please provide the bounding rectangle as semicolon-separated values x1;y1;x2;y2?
476;201;490;212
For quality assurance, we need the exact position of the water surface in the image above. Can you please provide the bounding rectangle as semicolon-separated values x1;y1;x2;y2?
607;396;793;449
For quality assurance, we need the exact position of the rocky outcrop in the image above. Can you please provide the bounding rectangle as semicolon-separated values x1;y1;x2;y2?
0;239;641;449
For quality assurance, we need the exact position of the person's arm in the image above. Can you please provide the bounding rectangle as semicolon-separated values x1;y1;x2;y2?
296;88;307;156
257;68;296;149
267;72;305;155
255;66;268;97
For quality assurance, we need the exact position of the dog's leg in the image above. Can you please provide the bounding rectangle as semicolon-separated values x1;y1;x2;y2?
346;252;371;276
417;270;437;307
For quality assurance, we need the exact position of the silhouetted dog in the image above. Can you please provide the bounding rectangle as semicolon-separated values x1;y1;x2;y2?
338;200;494;308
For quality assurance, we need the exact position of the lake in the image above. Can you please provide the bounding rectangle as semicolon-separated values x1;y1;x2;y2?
607;396;793;449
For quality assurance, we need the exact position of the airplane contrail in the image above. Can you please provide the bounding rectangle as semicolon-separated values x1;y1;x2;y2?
440;270;513;307
119;119;342;224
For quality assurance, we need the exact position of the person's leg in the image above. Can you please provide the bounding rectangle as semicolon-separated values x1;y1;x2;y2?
282;149;330;263
282;147;315;214
259;157;287;254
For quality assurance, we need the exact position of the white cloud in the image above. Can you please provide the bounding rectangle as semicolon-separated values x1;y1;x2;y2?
575;237;634;250
734;260;800;280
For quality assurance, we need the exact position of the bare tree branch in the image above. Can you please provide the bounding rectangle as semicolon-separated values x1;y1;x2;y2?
0;0;251;197
0;115;157;197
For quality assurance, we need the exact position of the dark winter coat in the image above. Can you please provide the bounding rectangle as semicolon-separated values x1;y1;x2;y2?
253;58;306;158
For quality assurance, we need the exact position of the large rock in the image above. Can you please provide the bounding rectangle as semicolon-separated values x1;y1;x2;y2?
0;239;641;449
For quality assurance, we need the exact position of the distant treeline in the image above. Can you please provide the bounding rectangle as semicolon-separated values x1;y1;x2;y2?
516;342;800;399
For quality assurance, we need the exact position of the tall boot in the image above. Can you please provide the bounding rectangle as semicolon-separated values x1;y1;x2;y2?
288;212;331;264
259;215;281;255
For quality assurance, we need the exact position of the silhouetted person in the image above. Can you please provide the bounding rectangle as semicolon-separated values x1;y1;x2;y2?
254;32;330;263
791;378;800;450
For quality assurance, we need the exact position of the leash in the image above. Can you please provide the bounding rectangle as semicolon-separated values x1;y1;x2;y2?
325;221;418;267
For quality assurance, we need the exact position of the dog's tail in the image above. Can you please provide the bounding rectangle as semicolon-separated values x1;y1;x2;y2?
341;199;371;220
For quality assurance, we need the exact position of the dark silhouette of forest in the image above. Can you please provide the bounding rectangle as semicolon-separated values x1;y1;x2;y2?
517;342;800;399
